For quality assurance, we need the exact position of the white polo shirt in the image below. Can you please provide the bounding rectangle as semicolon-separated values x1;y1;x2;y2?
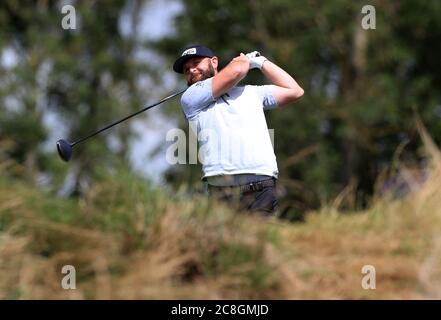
181;78;279;180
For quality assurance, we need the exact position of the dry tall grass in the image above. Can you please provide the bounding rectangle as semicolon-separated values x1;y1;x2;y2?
1;129;440;299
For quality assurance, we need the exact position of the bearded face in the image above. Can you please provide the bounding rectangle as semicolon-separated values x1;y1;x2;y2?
184;57;217;86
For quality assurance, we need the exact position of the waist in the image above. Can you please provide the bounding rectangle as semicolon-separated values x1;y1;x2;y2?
204;174;275;187
207;177;276;193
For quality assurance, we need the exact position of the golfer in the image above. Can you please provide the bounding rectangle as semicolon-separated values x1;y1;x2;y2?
173;44;304;215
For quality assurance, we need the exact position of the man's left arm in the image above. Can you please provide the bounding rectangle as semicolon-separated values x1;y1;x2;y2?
247;52;304;106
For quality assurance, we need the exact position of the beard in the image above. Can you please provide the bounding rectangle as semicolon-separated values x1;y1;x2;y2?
187;62;216;86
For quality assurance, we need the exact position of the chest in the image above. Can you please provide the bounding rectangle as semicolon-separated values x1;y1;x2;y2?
214;88;261;116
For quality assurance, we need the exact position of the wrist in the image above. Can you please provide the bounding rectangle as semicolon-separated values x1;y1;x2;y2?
253;56;267;70
245;51;268;70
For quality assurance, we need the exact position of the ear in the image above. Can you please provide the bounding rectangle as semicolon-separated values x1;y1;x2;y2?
210;56;219;70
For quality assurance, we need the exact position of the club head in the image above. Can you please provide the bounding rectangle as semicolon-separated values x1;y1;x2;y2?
56;139;72;162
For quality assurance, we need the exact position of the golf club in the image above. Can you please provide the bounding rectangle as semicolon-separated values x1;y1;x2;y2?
56;88;186;162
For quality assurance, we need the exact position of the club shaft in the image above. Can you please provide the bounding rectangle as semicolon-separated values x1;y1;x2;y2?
71;88;186;147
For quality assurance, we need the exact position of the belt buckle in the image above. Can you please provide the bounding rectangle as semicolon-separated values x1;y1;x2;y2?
248;181;263;192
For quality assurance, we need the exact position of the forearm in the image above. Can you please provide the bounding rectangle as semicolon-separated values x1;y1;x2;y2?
258;58;304;105
261;60;302;90
212;54;249;98
223;59;249;84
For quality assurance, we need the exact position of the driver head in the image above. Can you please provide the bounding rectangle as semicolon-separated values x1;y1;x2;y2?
56;139;72;162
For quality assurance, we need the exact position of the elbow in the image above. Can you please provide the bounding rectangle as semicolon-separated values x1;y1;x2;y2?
276;85;304;107
288;86;304;102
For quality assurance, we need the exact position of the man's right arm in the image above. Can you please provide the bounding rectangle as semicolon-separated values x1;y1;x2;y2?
211;53;250;98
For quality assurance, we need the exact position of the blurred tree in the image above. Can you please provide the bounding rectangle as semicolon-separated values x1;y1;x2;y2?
155;0;441;212
0;0;158;195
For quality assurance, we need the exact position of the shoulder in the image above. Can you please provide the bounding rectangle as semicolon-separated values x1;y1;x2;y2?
181;78;214;106
182;78;211;97
180;78;216;119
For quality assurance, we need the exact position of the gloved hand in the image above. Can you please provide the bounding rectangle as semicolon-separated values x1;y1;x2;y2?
245;51;267;70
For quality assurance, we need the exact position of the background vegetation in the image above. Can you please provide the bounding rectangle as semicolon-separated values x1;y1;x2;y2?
1;126;440;299
1;0;440;299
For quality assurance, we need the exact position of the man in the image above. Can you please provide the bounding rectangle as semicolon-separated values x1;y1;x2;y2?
173;44;304;215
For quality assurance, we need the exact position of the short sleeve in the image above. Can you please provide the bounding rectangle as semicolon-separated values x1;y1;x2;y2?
181;78;216;119
254;85;278;110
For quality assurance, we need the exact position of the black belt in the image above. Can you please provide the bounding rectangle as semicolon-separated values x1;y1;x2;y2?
208;178;276;193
